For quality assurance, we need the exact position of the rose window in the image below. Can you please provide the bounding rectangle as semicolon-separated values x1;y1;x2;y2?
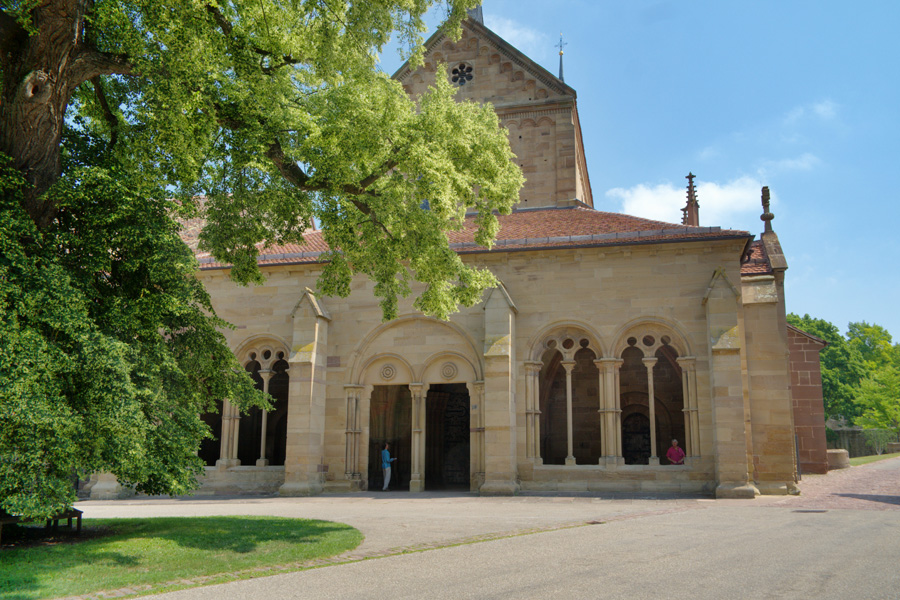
451;63;473;86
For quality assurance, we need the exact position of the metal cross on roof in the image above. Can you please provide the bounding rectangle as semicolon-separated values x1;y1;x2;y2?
556;33;568;55
556;33;567;82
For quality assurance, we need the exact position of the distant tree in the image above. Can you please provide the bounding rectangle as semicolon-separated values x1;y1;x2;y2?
855;367;900;437
787;314;867;420
862;430;896;456
847;321;896;369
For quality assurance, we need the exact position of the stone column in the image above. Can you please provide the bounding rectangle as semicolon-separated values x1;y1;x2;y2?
561;360;577;465
409;383;426;492
344;385;363;481
358;385;374;490
612;358;625;465
467;380;486;489
230;400;241;463
598;358;624;463
643;357;659;465
524;361;542;460
257;370;273;466
88;472;134;500
677;357;700;457
480;283;519;495
281;290;331;496
593;359;606;461
217;399;239;468
595;359;617;465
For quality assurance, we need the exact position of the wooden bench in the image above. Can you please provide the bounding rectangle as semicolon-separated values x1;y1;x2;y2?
0;508;83;546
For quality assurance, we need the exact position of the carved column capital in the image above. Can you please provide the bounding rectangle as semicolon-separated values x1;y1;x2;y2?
524;361;543;375
598;357;623;371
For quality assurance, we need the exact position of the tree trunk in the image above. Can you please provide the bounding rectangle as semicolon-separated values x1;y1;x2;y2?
0;1;131;229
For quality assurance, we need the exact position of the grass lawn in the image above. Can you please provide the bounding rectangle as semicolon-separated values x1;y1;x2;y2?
849;451;900;466
0;516;362;600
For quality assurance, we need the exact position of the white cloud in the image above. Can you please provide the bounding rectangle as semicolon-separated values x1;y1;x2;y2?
812;100;838;120
784;106;806;124
760;152;821;174
697;145;719;161
783;99;838;124
483;16;549;58
605;176;768;229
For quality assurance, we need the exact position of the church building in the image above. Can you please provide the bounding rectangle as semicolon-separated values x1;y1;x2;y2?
166;10;827;500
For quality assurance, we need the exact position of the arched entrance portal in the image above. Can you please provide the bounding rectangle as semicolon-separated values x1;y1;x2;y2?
366;383;471;491
350;316;483;492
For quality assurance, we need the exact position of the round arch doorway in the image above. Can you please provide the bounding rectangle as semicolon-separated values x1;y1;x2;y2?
366;383;471;491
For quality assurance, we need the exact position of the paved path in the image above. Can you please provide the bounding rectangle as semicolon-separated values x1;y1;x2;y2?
69;458;900;599
766;457;900;511
76;492;707;558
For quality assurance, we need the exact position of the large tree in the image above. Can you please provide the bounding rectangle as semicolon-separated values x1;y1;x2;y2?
847;321;900;437
1;0;522;318
0;0;522;518
787;313;867;421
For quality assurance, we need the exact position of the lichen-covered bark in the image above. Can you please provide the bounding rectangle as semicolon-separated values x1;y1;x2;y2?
0;1;130;228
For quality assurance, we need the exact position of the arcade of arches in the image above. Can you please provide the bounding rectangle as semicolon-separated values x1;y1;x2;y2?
529;328;698;468
200;343;290;468
201;324;700;491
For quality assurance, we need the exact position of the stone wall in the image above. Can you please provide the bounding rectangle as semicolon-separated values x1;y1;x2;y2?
193;234;802;495
787;326;829;473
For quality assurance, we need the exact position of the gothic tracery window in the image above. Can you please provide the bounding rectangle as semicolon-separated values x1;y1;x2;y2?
618;332;687;465
230;346;290;467
537;335;601;465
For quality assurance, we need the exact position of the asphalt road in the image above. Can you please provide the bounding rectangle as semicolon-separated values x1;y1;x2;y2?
78;457;900;600
153;506;899;600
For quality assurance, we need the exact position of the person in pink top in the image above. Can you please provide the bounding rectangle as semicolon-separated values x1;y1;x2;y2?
666;438;685;465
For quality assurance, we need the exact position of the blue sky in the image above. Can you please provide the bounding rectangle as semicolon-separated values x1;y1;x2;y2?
380;1;900;340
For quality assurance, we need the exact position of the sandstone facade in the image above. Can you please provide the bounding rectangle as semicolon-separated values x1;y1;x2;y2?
165;14;823;500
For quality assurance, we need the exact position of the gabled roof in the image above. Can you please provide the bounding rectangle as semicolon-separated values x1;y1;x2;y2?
787;323;828;347
186;206;751;270
392;17;575;100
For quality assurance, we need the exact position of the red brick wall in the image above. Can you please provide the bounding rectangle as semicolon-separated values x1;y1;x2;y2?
788;328;829;474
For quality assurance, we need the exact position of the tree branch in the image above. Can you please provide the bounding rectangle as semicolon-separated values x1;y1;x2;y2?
205;3;234;36
265;138;394;239
90;76;118;150
205;3;302;74
70;49;133;88
265;138;312;188
357;158;398;191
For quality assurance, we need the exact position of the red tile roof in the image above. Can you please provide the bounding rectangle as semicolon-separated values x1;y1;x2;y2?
740;240;773;276
184;206;753;270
